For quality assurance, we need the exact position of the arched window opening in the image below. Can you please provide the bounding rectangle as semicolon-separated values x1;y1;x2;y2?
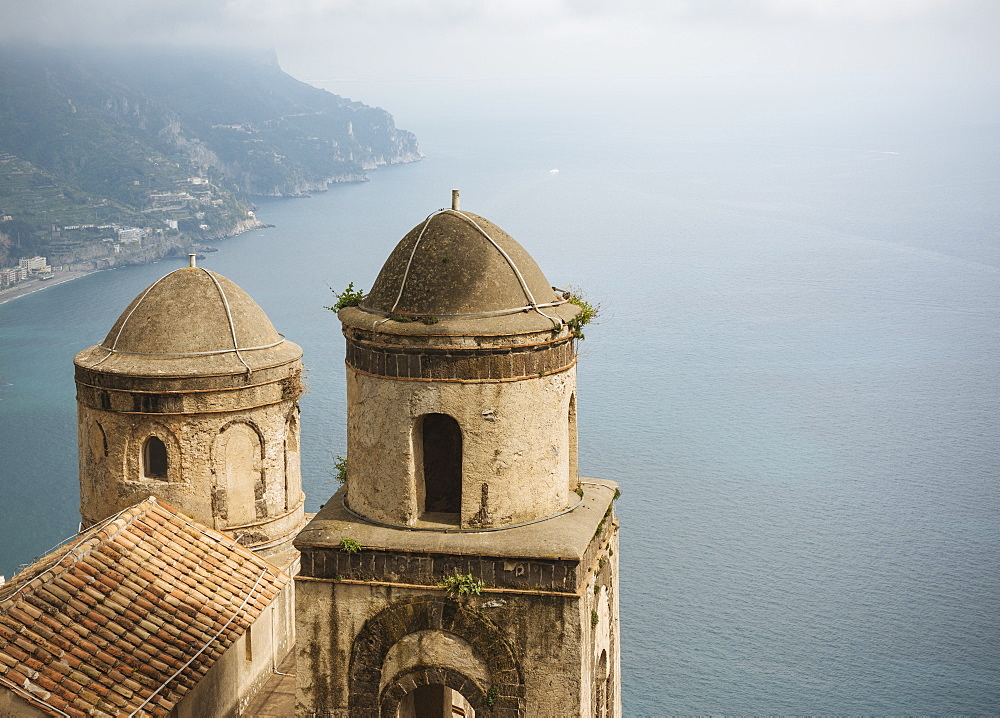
284;415;300;512
421;413;462;517
397;684;475;718
143;436;168;479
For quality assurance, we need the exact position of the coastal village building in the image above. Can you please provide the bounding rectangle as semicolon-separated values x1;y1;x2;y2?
0;195;620;717
17;257;48;273
1;258;50;287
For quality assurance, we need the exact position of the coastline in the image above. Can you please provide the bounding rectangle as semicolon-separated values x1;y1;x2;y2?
0;269;97;307
0;218;274;308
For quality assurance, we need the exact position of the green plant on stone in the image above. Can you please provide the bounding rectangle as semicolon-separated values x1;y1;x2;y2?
326;282;365;313
437;571;484;597
562;285;601;340
591;609;600;628
334;455;347;485
339;537;362;554
485;687;498;707
594;505;613;538
574;486;584;498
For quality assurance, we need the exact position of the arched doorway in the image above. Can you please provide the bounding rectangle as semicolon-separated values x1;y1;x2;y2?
420;413;462;517
348;597;524;717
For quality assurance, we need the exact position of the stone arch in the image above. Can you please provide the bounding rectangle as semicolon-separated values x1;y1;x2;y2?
379;666;488;718
348;596;524;717
214;420;266;526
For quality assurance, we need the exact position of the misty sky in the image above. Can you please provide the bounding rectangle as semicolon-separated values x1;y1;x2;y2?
3;0;999;135
3;1;997;84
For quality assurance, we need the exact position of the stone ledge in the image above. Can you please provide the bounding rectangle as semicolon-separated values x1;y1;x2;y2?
296;479;617;560
294;480;618;593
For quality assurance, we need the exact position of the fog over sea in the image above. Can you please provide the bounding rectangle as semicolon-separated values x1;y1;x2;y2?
1;79;998;714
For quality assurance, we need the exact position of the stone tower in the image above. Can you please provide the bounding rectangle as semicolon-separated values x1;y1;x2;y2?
296;196;621;717
73;258;306;560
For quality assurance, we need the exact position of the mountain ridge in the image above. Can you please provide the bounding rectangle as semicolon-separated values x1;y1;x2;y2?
0;44;421;270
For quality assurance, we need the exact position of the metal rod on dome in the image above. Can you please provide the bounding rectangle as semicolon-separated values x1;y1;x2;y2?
188;253;197;268
451;189;460;211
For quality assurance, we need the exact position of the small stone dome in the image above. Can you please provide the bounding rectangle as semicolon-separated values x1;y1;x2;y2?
75;266;301;377
344;209;578;335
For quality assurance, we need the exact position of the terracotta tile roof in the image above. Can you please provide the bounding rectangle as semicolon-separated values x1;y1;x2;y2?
0;497;289;717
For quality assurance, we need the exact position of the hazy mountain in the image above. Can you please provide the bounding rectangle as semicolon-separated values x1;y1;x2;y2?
0;44;420;268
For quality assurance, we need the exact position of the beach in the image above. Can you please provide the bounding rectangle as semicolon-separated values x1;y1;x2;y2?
0;269;95;305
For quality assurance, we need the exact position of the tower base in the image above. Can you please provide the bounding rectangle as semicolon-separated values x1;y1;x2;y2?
294;480;620;717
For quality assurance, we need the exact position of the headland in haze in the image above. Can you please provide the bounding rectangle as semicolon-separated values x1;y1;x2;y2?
0;44;421;292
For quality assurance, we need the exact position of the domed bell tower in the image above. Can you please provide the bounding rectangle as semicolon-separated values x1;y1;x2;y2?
341;191;580;529
296;193;621;717
73;256;306;561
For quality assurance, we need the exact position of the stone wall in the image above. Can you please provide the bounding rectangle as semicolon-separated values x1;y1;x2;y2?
298;508;617;594
0;684;49;716
294;493;620;717
76;368;305;558
345;366;577;529
175;582;295;718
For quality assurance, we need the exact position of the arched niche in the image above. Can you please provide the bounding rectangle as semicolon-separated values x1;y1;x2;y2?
284;410;301;512
417;413;462;519
594;650;609;718
87;420;108;462
215;421;265;527
568;392;578;494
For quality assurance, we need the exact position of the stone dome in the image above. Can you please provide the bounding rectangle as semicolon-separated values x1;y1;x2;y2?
74;266;301;377
343;209;578;336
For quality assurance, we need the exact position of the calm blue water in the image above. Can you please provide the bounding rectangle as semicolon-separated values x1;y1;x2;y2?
1;81;998;713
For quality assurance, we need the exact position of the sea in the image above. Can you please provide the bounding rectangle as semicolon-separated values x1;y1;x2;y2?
1;78;998;714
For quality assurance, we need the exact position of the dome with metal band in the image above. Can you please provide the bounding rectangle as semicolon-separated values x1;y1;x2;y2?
343;209;579;336
74;265;302;377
